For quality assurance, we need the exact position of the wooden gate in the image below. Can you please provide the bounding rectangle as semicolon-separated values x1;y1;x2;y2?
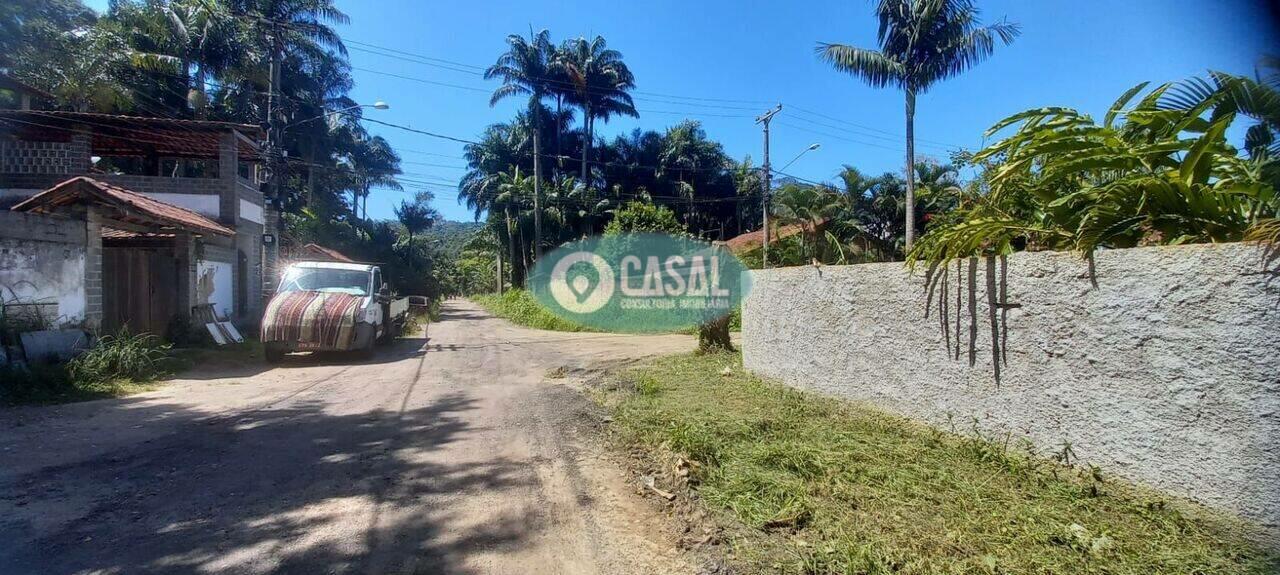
102;248;178;336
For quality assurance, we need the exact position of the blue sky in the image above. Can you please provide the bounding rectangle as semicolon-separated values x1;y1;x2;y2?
85;0;1279;223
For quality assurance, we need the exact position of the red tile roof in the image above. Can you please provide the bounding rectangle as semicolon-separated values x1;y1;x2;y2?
12;176;234;237
0;110;263;160
723;218;828;254
300;243;354;262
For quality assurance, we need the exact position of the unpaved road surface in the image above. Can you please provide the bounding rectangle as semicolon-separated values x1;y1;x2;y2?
0;300;699;574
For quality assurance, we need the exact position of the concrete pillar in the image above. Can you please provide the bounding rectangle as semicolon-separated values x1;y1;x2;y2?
173;231;197;320
217;132;239;227
83;209;103;331
261;206;279;302
69;126;92;175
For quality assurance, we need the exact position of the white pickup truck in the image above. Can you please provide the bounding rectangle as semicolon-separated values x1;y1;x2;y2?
260;261;411;362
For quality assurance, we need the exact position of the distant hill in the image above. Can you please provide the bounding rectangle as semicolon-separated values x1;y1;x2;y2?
425;220;484;255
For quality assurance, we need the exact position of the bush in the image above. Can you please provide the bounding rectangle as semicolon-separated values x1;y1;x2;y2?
67;330;171;385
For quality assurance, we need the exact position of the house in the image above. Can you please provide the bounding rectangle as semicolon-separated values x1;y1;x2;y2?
292;243;354;263
0;110;277;336
0;73;53;111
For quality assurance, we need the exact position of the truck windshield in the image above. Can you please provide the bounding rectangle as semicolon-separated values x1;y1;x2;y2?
278;268;371;296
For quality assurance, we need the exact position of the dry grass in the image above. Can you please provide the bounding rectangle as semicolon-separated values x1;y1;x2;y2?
607;352;1277;574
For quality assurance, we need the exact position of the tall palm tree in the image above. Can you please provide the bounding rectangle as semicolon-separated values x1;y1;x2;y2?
346;135;401;221
486;29;554;257
817;0;1018;250
556;36;638;189
115;0;241;116
394;191;439;267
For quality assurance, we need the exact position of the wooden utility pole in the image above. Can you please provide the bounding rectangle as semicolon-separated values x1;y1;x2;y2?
755;104;782;268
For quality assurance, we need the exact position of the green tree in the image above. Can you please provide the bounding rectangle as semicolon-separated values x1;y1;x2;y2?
603;201;686;236
771;183;843;262
556;35;637;188
487;29;555;258
910;81;1280;267
112;0;242;116
394;191;440;267
817;0;1019;250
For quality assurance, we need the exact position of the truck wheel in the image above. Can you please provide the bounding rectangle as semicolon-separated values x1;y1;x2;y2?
264;344;285;363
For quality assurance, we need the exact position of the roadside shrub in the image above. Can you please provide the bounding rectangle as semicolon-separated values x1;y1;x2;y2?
67;329;171;386
472;289;595;332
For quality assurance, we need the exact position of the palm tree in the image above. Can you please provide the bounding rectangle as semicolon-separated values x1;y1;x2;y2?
772;183;844;261
346;135;402;221
395;191;439;267
556;36;638;189
115;0;241;116
817;0;1019;250
486;29;554;258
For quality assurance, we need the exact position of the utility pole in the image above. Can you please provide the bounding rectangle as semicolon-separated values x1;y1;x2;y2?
755;104;782;268
262;26;283;301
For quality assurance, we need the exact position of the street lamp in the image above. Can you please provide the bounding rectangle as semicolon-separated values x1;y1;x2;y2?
779;142;821;173
286;101;390;129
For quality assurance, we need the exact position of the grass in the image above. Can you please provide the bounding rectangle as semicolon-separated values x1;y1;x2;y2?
471;289;742;334
604;352;1277;574
1;331;262;406
3;330;171;405
471;289;596;332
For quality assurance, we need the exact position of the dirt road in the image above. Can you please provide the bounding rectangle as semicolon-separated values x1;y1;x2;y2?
0;300;700;574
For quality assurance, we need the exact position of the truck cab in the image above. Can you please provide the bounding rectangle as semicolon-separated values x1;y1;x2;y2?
260;261;403;362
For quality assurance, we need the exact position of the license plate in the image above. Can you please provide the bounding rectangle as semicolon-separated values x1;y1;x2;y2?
296;342;324;350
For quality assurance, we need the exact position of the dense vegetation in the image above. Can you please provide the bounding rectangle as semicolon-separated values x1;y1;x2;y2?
605;352;1277;574
5;1;1276;302
2;0;448;298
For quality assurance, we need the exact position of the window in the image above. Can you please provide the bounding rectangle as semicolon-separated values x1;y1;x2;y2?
277;267;373;297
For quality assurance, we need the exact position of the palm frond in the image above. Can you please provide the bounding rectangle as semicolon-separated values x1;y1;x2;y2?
815;43;904;89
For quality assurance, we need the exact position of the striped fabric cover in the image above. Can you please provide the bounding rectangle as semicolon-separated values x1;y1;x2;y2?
260;291;363;349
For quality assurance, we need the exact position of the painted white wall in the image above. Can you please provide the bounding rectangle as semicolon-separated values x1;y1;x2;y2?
239;199;263;224
0;239;87;327
141;193;220;219
196;260;234;320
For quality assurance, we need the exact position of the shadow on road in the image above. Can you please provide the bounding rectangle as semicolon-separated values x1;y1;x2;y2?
176;336;432;381
0;388;539;574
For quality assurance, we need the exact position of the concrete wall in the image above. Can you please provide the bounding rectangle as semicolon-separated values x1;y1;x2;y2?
0;211;88;328
741;242;1280;533
196;260;234;320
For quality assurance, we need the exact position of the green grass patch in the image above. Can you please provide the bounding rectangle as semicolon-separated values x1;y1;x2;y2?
471;289;741;334
3;330;170;405
607;352;1277;574
2;331;261;406
471;289;596;332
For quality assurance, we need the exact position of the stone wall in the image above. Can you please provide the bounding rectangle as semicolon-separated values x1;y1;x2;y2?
741;242;1280;533
0;211;89;328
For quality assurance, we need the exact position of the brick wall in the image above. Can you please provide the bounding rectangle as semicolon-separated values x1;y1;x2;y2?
83;211;103;330
95;174;229;196
0;134;89;175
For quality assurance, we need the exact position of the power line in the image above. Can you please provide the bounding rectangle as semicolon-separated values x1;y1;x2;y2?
787;104;964;149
